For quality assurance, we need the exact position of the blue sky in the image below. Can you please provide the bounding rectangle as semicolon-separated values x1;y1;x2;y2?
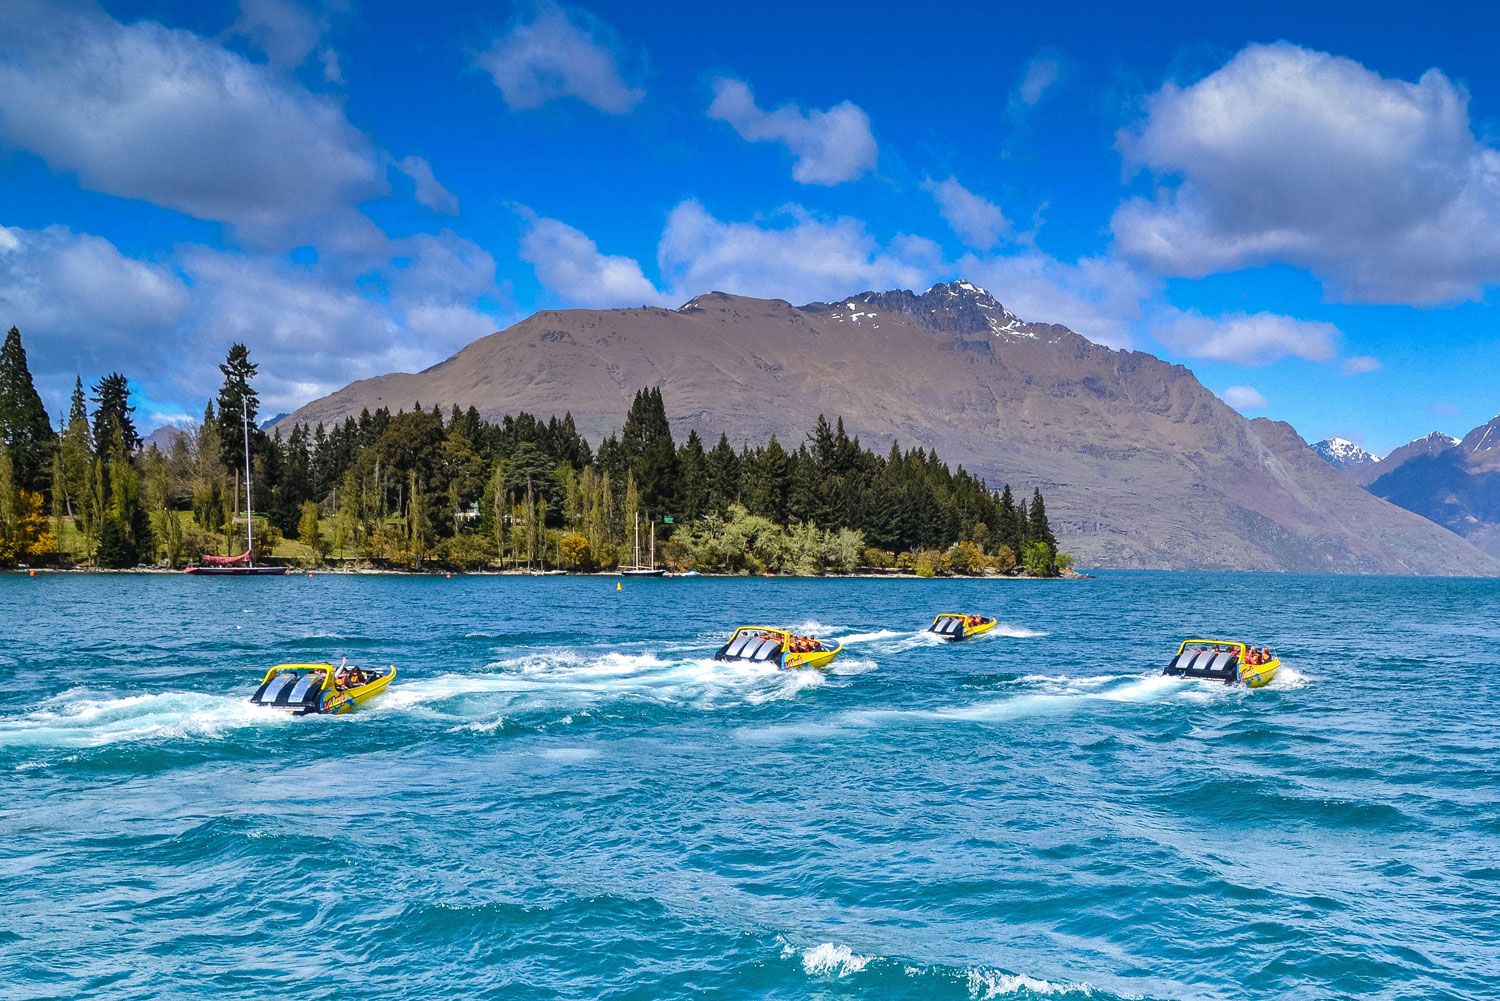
1;0;1497;454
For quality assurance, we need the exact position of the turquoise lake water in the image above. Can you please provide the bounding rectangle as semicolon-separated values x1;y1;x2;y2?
2;572;1498;1000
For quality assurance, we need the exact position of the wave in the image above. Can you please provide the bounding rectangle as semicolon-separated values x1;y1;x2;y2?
789;941;871;977
0;690;292;752
780;939;1100;998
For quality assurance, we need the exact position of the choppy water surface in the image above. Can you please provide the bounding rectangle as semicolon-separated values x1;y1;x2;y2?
2;572;1498;1000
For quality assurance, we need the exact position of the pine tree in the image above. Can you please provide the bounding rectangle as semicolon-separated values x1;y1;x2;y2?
1029;487;1056;549
748;435;790;524
57;378;93;519
216;343;260;475
706;432;740;515
997;484;1022;555
0;327;55;493
621;387;677;515
676;429;709;522
90;373;139;454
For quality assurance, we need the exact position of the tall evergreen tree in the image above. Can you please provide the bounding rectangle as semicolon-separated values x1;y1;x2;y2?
0;327;54;493
747;435;790;524
1029;487;1056;549
90;373;140;454
676;429;709;522
215;343;260;475
57;378;93;518
620;387;677;515
996;484;1022;555
706;432;740;514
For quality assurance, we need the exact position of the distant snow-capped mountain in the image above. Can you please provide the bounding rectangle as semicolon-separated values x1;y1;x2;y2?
1313;437;1380;473
1365;420;1500;559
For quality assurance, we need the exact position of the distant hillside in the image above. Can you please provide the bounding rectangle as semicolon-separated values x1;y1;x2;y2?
143;425;188;453
276;282;1497;574
1367;418;1500;558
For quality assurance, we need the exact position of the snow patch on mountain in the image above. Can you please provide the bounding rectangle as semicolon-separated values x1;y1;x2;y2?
1313;437;1380;471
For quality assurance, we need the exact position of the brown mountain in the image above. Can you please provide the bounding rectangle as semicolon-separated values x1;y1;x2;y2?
1365;418;1500;559
278;282;1497;574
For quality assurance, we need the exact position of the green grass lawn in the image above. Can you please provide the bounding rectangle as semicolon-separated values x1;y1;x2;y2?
51;512;358;567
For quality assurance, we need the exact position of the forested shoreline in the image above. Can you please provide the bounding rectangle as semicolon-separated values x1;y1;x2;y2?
0;330;1074;576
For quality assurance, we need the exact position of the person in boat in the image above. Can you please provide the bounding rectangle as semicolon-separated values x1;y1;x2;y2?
340;666;366;688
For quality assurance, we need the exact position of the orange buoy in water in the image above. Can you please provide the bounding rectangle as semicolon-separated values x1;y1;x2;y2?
446;573;452;579
29;569;36;577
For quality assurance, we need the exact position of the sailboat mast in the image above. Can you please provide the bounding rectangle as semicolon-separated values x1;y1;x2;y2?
243;396;254;561
634;511;640;569
649;516;655;570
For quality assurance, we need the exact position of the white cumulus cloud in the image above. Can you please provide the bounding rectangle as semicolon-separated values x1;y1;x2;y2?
658;200;940;304
1150;309;1340;366
394;156;460;215
519;216;668;308
958;250;1153;349
0;0;384;236
227;0;328;72
1113;42;1500;304
0;224;190;389
708;78;877;185
477;2;643;114
923;176;1011;250
1220;385;1268;411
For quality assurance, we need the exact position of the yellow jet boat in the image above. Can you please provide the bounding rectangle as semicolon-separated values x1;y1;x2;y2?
1163;639;1279;688
713;626;842;670
249;661;396;715
928;613;996;641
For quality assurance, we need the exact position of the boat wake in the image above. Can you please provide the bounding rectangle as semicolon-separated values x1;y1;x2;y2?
990;622;1049;639
0;689;292;752
738;671;1233;743
373;647;867;727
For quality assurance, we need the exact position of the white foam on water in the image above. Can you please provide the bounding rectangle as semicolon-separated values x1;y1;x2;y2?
1267;664;1309;690
990;623;1048;639
793;619;837;633
834;628;907;645
538;746;601;763
376;647;830;721
794;942;870;977
966;968;1095;997
0;691;293;750
738;672;1199;744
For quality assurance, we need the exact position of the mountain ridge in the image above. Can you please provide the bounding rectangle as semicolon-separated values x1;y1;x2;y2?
276;282;1497;575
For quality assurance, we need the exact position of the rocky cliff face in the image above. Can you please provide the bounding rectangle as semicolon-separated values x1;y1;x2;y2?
277;282;1498;574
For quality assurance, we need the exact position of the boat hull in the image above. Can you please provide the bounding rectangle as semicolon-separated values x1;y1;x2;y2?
1239;659;1280;688
1163;640;1279;688
712;626;841;671
929;614;995;641
185;566;288;575
249;664;396;715
783;644;842;670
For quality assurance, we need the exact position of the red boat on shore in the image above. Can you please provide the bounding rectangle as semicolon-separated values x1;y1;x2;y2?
183;550;287;576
